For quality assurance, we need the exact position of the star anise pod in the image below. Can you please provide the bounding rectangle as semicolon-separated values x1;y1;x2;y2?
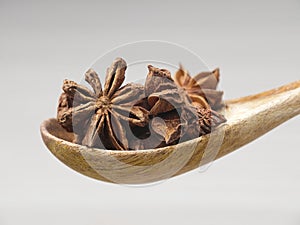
144;65;201;145
57;58;149;150
57;92;74;132
196;107;226;135
174;65;224;110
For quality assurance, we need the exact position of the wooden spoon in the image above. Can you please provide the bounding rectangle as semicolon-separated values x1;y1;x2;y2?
40;81;300;184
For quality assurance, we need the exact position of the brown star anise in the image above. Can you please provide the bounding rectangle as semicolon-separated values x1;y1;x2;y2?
144;65;201;145
196;107;226;135
57;58;149;150
174;65;224;110
142;65;227;146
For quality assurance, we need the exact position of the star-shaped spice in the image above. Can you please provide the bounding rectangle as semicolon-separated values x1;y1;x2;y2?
142;65;226;147
174;65;224;110
196;107;226;135
57;58;149;150
144;65;201;145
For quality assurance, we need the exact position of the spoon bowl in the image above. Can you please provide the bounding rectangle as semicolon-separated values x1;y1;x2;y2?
40;81;300;184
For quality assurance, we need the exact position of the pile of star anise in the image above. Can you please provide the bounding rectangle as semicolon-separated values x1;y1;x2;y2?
57;58;226;150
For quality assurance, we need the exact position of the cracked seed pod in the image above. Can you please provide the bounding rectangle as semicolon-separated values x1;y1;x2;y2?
57;58;149;150
144;65;201;145
174;65;224;110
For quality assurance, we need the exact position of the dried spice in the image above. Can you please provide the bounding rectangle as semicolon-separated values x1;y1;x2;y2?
173;65;227;134
57;58;149;150
196;107;226;135
144;65;201;144
57;58;226;150
174;65;224;109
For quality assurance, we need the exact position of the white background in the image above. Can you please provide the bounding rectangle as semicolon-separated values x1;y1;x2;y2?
0;0;299;224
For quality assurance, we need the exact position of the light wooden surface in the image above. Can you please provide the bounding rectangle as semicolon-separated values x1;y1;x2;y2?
40;81;300;184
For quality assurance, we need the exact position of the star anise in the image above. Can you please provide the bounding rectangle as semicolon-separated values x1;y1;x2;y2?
174;65;224;110
143;65;227;146
196;107;226;135
144;65;201;145
57;58;149;150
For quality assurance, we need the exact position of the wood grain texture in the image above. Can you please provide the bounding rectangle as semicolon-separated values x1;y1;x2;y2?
40;81;300;184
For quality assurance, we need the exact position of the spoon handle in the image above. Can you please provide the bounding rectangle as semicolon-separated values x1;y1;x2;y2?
174;80;300;178
217;80;300;159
